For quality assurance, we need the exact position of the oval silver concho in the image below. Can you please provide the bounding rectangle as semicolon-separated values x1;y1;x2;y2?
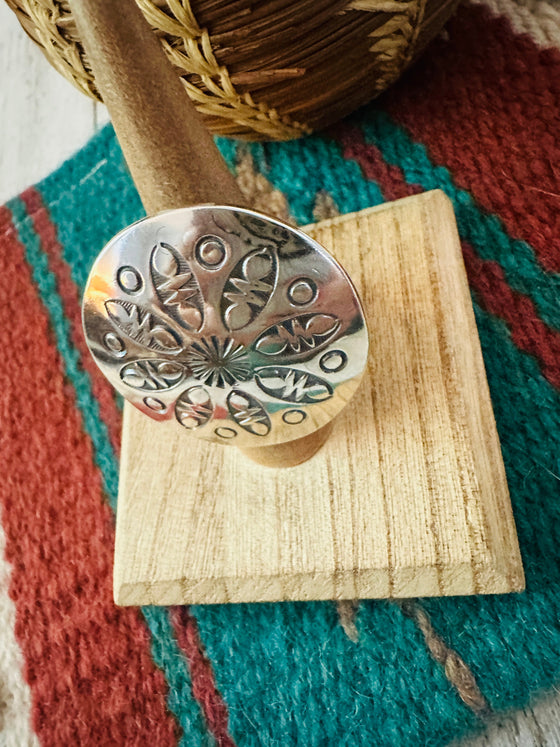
82;206;369;447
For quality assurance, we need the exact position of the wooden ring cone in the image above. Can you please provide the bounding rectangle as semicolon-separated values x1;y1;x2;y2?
72;0;368;467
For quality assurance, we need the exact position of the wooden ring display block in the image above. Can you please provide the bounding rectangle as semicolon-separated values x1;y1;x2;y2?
113;191;525;606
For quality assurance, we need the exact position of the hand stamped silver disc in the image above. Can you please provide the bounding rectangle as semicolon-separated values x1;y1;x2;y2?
83;206;368;447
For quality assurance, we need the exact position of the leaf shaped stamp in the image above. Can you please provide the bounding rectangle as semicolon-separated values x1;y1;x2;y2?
221;247;277;331
175;386;214;429
120;359;185;391
253;314;341;358
255;367;333;404
150;242;204;331
227;390;271;437
105;299;182;353
233;211;291;247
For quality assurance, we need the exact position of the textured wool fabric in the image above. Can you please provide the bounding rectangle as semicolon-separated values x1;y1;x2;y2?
1;0;560;744
0;528;38;747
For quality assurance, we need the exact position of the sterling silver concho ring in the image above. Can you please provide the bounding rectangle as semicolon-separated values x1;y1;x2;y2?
82;206;369;447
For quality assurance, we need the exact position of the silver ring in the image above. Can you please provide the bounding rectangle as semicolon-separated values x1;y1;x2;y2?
83;206;368;447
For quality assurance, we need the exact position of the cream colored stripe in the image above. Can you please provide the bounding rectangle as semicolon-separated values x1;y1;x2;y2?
470;0;560;49
0;526;39;747
336;600;360;642
234;149;293;224
312;190;341;222
399;600;490;717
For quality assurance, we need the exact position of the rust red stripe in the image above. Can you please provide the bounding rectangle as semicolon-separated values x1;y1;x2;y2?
19;188;122;455
461;241;560;388
384;2;560;273
171;607;236;747
0;204;12;233
0;207;178;745
15;190;235;744
331;123;422;202
335;127;560;390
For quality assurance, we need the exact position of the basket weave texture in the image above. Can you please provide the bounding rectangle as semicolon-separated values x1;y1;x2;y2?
6;0;459;140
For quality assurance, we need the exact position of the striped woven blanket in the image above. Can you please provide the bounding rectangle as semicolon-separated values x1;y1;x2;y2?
1;0;560;744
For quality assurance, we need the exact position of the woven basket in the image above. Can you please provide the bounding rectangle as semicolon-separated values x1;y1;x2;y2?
7;0;459;140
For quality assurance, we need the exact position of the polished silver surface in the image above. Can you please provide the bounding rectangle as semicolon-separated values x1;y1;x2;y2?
83;206;368;447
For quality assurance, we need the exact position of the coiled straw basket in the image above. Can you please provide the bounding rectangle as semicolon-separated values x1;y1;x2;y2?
6;0;458;140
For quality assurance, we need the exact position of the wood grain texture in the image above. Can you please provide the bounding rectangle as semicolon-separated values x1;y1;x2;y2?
114;190;524;606
455;691;560;747
0;2;108;204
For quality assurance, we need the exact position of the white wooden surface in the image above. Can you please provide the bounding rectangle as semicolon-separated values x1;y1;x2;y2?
456;692;560;747
0;3;108;203
0;2;559;743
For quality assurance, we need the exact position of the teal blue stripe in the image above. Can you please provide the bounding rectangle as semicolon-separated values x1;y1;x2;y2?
143;607;214;747
191;600;478;746
216;136;385;225
9;193;213;747
360;112;560;330
8;197;120;505
214;137;238;176
39;127;144;293
422;301;560;710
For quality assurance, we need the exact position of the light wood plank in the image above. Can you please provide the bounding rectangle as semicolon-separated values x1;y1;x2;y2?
114;190;524;605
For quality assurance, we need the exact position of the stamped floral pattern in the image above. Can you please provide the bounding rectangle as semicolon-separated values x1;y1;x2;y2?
84;207;366;444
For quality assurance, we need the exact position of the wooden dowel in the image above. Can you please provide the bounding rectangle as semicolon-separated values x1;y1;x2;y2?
70;0;242;214
70;0;331;467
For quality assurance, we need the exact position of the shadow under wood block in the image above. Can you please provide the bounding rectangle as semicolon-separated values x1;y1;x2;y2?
113;191;524;606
